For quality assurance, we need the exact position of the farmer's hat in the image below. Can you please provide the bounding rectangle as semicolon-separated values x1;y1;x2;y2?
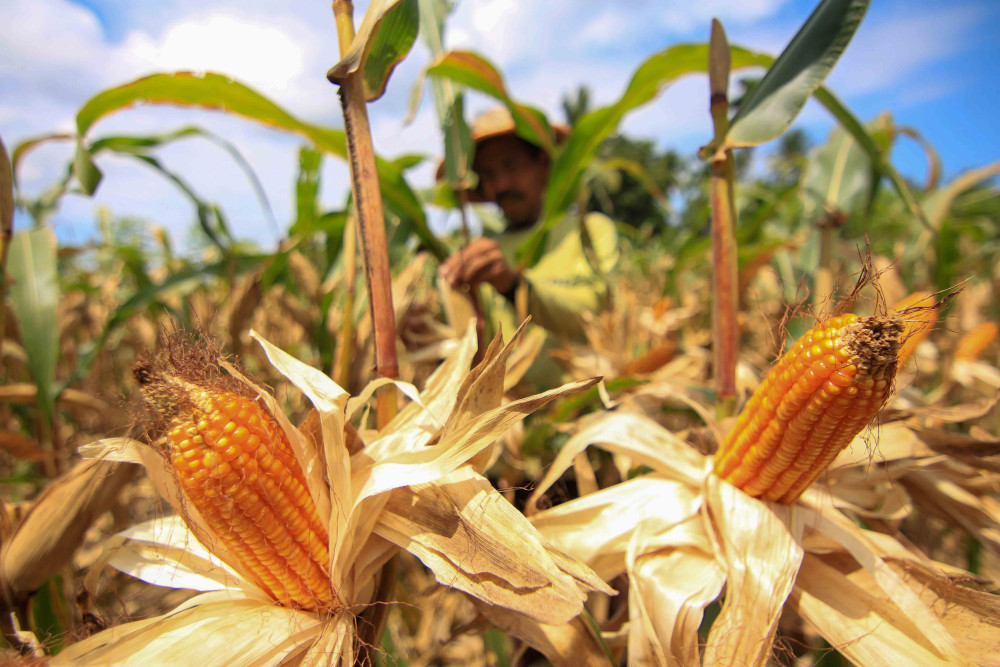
438;107;570;203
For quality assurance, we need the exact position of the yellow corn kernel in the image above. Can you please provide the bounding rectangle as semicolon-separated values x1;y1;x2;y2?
713;313;902;504
135;365;337;613
890;291;937;367
955;322;997;362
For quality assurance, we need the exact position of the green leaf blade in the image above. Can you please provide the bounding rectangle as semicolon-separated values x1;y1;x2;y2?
8;228;60;424
362;0;420;101
802;123;872;218
294;145;323;234
425;51;556;151
725;0;871;148
73;142;102;195
72;71;435;236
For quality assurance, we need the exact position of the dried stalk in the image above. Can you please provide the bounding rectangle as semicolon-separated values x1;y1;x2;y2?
332;0;398;427
708;19;739;414
333;212;358;390
0;137;12;346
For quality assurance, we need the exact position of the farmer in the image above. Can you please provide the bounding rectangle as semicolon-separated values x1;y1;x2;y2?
438;108;618;342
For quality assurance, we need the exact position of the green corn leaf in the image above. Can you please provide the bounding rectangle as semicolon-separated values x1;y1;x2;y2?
74;72;430;234
327;0;420;102
801;122;873;220
294;145;323;236
722;0;870;150
73;140;102;194
425;51;558;153
8;227;59;426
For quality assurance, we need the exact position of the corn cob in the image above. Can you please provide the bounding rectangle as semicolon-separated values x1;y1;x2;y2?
134;362;337;613
955;321;997;362
624;341;677;376
713;313;902;504
890;291;937;367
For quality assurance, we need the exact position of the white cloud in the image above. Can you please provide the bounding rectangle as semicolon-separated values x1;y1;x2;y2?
122;17;306;98
1;0;993;249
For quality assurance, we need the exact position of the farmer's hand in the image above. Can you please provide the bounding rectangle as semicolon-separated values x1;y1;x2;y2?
439;238;518;293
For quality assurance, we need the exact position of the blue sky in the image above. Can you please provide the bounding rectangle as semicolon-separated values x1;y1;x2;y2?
2;0;998;248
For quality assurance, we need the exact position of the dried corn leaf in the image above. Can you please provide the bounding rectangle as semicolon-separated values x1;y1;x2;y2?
440;323;527;471
53;593;326;666
78;437;145;463
531;476;701;581
0;458;133;600
441;323;525;440
377;468;608;624
353;376;599;504
830;421;934;468
902;468;1000;554
910;426;1000;458
346;533;396;606
953;358;1000;389
439;276;476;332
0;383;120;425
626;518;725;666
298;613;355;666
0;430;52;462
474;600;608;667
800;493;958;656
702;477;803;666
826;464;913;520
892;559;1000;664
527;413;706;514
504;325;547;391
103;515;249;594
791;554;955;666
882;394;1000;424
379;319;478;443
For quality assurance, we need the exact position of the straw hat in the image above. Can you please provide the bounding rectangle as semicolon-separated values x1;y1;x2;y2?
469;107;570;145
437;107;570;202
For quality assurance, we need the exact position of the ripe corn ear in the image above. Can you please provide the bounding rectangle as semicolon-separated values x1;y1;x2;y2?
955;321;997;362
135;364;337;612
713;313;902;504
624;341;677;376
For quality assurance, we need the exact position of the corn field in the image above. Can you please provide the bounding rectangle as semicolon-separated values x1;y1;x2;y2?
1;0;999;665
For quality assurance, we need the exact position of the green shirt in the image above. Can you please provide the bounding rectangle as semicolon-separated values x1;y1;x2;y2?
488;211;619;341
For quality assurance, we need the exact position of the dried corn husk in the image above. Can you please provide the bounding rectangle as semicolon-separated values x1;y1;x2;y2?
529;412;1000;666
58;323;606;665
0;459;134;603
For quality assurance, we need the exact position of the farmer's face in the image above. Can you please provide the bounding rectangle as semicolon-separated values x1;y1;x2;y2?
473;135;550;230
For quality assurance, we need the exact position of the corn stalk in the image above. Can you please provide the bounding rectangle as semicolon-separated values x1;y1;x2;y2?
707;20;739;415
0;137;12;345
332;0;398;428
